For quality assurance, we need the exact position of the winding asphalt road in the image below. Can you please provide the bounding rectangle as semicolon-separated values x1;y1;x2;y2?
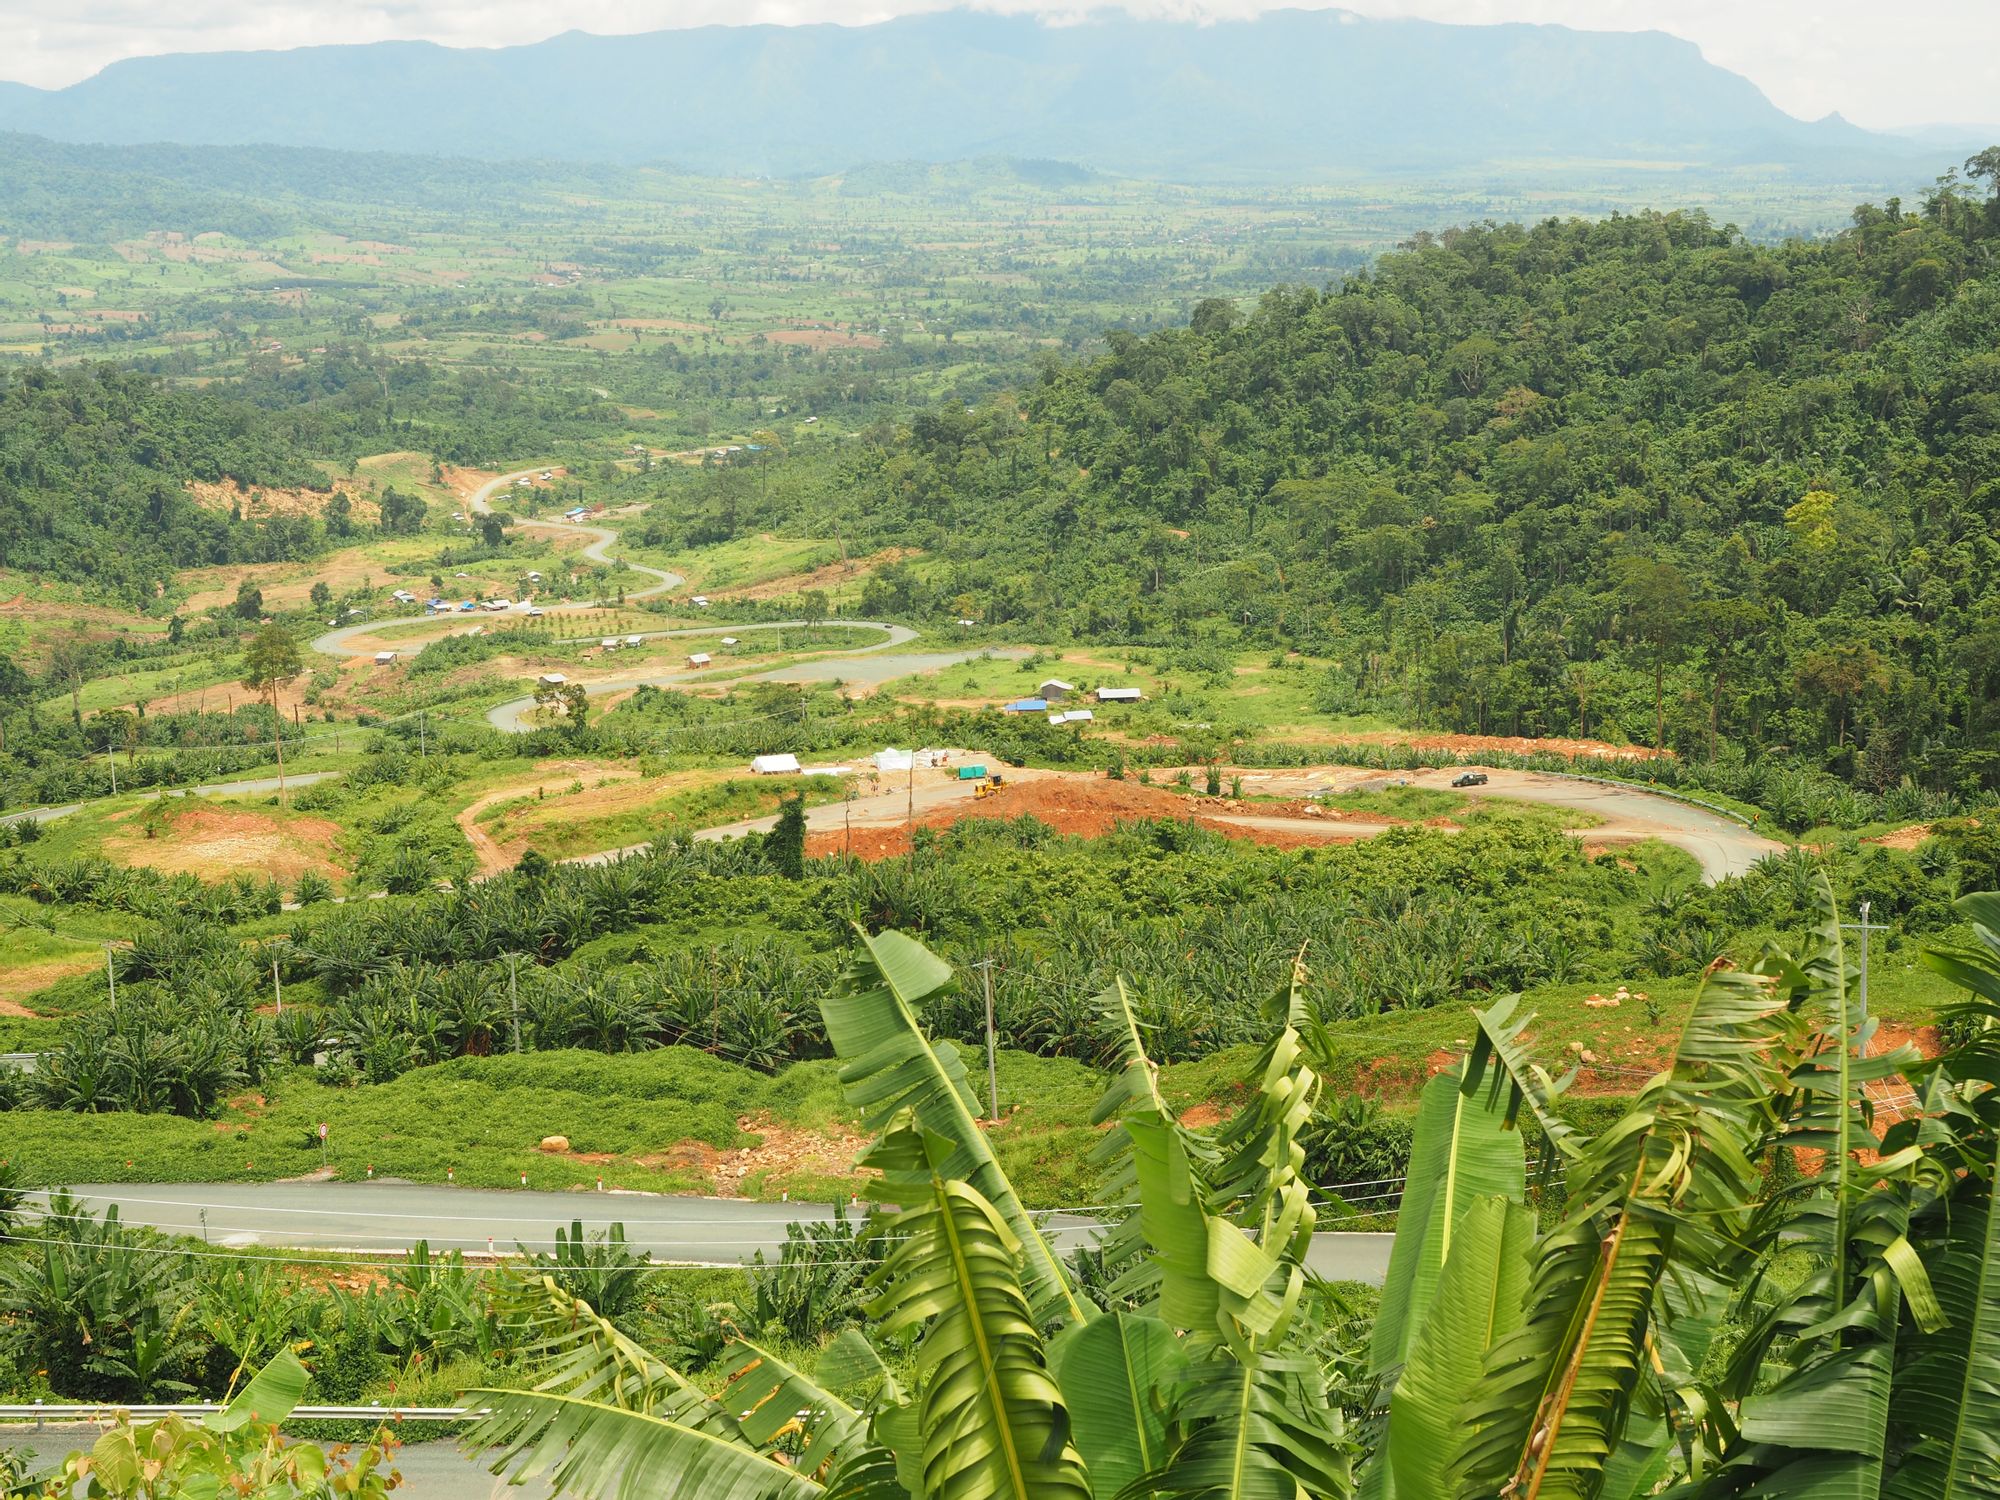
307;467;683;664
304;466;951;734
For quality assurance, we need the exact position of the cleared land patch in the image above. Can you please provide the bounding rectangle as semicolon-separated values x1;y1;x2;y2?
100;803;348;881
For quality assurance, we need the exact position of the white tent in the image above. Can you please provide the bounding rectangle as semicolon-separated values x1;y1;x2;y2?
873;748;914;773
1096;686;1143;703
688;652;713;666
539;673;567;687
750;753;802;775
1039;678;1076;700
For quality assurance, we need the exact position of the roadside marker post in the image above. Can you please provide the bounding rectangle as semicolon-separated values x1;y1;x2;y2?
973;957;1000;1121
318;1121;328;1171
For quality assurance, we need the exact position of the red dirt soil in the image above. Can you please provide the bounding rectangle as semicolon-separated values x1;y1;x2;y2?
803;777;1357;860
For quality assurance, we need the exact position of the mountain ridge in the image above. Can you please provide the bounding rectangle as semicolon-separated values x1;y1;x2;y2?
0;8;1942;180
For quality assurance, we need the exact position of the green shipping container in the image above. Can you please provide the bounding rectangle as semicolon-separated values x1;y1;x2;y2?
957;765;988;780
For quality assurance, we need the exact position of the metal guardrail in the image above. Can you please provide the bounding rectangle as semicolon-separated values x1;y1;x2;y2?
1537;770;1761;830
0;1403;481;1430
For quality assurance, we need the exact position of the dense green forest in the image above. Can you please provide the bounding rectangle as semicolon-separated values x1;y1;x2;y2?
655;161;2000;786
0;359;616;599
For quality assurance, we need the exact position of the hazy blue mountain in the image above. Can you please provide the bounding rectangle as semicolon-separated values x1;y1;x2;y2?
0;9;1940;179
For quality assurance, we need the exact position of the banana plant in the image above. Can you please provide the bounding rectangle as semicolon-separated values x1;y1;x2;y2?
33;1349;400;1500
468;932;1354;1500
1672;883;1942;1496
1454;959;1786;1499
821;926;1088;1329
459;901;2000;1500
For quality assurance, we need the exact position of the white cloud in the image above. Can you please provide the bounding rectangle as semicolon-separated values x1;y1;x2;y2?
2;0;1996;130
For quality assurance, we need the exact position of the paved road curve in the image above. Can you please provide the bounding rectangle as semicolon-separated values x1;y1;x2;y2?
1444;767;1782;881
33;1181;1392;1282
302;465;949;734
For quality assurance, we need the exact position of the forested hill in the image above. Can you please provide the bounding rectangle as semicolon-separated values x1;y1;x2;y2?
817;163;2000;788
0;361;615;602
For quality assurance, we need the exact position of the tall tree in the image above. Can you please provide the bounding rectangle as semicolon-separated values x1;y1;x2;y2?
240;625;302;802
1612;556;1693;752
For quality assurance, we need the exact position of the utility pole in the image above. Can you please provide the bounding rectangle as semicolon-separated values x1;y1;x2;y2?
420;710;427;760
907;750;917;829
974;958;999;1121
106;741;117;796
508;953;522;1054
104;943;117;1014
272;955;283;1015
1841;900;1890;1058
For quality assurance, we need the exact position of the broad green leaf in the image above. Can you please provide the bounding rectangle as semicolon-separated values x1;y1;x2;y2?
862;1117;1091;1500
816;1327;903;1403
1885;1174;2000;1500
1463;992;1583;1163
1454;960;1784;1500
1371;1066;1527;1376
1049;1312;1186;1497
1148;1350;1353;1500
470;1390;822;1500
823;926;1088;1328
721;1337;877;1482
209;1347;310;1432
1384;1195;1534;1500
490;1273;742;1437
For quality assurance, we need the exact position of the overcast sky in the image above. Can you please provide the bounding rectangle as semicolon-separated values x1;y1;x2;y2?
3;0;1996;129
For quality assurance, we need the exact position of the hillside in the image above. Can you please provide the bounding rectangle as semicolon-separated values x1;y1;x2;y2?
703;165;2000;791
0;9;1936;180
